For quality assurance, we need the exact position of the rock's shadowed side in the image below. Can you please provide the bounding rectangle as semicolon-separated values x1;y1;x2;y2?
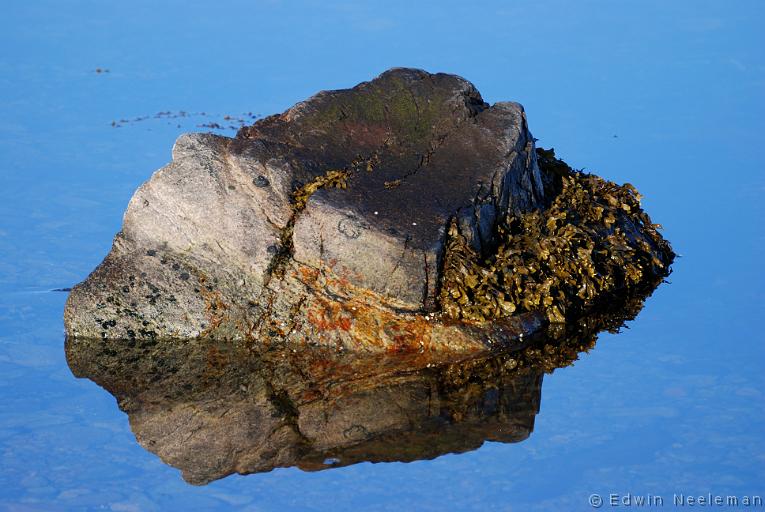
63;68;673;351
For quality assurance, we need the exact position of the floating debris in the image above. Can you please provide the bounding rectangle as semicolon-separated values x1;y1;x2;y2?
109;111;261;130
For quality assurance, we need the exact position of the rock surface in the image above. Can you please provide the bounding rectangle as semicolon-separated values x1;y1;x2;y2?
64;68;672;352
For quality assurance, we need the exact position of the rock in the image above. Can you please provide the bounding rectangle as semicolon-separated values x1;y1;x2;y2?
64;68;673;352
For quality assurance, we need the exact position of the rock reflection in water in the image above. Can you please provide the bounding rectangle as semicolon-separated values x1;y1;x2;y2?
66;280;656;485
66;335;573;485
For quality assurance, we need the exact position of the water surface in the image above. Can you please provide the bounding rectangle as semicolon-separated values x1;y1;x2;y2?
1;1;763;510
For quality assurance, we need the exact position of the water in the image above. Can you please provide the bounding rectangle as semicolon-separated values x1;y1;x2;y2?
1;1;763;510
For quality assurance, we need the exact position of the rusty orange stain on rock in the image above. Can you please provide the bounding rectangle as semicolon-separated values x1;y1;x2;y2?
198;274;230;335
303;288;435;353
297;266;320;284
307;300;353;332
290;261;532;354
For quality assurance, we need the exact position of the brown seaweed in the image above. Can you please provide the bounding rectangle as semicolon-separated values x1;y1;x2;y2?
439;148;674;324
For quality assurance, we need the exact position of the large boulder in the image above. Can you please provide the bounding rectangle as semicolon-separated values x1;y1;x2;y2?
64;68;673;352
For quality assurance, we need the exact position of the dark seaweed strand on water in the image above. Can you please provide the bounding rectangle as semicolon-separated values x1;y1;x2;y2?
439;148;675;324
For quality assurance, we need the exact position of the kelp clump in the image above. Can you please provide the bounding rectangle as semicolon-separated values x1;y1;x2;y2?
440;148;674;324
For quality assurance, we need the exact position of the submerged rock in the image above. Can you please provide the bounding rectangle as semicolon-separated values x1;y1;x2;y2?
64;68;673;351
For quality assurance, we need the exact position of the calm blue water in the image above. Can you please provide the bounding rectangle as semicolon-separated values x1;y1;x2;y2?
1;1;763;510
